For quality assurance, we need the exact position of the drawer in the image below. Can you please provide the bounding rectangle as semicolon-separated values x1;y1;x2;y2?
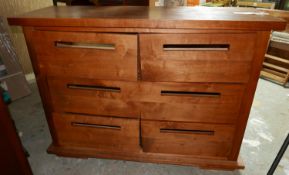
141;120;235;158
53;113;140;151
47;77;140;118
31;31;137;81
140;33;256;83
139;82;245;124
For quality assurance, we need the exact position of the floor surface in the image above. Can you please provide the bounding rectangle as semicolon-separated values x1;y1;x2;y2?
9;79;289;175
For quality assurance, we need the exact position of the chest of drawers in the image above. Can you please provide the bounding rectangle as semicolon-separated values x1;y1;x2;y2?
9;6;286;169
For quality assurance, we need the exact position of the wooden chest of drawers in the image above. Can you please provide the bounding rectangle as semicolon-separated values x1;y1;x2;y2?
9;6;286;169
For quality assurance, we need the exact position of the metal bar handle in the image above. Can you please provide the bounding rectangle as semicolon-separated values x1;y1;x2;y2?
71;122;121;130
163;44;230;51
161;90;221;98
160;128;214;135
67;84;121;93
55;41;116;50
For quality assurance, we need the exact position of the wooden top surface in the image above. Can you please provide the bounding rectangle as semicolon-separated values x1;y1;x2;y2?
8;6;286;30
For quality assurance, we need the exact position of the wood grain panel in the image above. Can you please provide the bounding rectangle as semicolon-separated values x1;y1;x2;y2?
33;27;266;34
53;113;140;151
139;82;245;123
48;77;244;123
48;144;244;170
142;120;235;158
47;77;140;118
7;6;286;31
140;33;256;82
229;31;271;160
23;27;60;145
30;31;137;81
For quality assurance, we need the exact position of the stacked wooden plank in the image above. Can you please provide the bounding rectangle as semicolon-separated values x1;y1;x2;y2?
261;31;289;87
259;9;289;87
237;1;275;9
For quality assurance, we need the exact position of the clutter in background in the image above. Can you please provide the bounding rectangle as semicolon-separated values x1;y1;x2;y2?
0;17;31;101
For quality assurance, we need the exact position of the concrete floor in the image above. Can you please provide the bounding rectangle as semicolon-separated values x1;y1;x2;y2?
9;79;289;175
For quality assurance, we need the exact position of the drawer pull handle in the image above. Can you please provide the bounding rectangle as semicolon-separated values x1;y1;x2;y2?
72;122;121;130
160;128;214;135
67;84;121;92
161;90;220;97
163;44;229;51
55;41;116;50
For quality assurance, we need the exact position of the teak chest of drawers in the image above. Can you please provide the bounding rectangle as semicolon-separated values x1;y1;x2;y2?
9;6;286;169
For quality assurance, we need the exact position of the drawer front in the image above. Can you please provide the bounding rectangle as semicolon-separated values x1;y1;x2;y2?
141;120;235;158
31;31;137;81
140;33;256;83
47;77;140;118
53;113;140;151
139;82;245;124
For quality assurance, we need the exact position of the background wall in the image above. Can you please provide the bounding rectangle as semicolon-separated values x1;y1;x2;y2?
0;0;53;74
